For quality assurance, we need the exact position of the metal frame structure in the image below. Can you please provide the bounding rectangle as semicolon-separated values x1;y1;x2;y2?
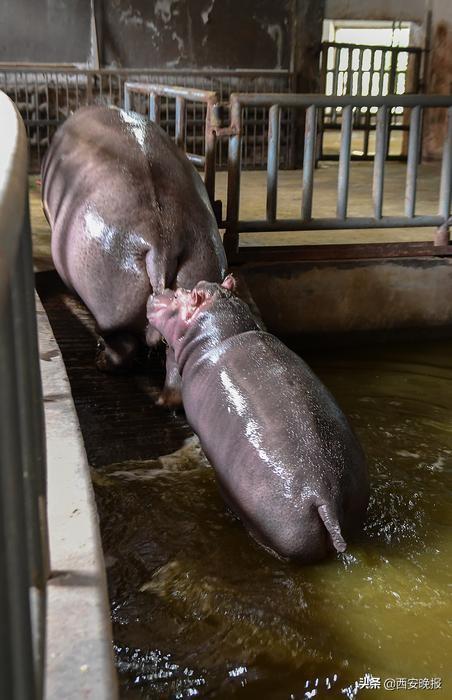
0;91;48;700
319;42;425;161
0;65;294;172
124;82;221;208
222;93;452;261
123;83;451;263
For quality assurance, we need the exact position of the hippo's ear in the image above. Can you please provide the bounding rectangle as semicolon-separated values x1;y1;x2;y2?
190;288;208;308
221;274;236;292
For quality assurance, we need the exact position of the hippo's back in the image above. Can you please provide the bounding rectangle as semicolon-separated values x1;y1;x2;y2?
183;330;369;552
42;105;226;334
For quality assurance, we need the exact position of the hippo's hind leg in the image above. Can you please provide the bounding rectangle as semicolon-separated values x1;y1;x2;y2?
156;346;183;408
96;331;142;373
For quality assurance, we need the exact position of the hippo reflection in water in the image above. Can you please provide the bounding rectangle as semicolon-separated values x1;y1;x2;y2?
147;276;370;563
41;105;227;407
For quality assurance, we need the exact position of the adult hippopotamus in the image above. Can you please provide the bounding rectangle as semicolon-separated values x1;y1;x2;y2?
147;277;369;563
41;105;227;406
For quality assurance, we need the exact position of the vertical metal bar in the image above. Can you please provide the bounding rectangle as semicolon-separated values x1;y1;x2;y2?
373;105;389;219
337;104;353;219
123;84;131;111
149;93;160;124
12;194;49;693
356;48;364;96
378;50;385;95
65;73;69;119
404;106;421;217
266;105;280;223
86;72;93;105
117;73;121;108
301;105;317;220
331;48;341;128
347;47;353;95
413;51;421;93
436;106;452;244
388;48;397;94
204;100;217;208
175;96;186;149
34;74;41;170
225;99;242;260
363;109;371;157
332;47;340;96
55;73;59;120
319;44;328;92
44;72;50;153
0;292;36;700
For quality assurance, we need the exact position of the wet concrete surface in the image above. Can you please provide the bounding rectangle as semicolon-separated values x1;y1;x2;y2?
36;271;191;467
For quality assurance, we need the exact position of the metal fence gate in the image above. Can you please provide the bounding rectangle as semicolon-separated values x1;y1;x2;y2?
318;42;425;160
125;83;451;262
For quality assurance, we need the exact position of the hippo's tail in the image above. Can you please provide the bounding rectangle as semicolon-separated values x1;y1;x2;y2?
318;504;347;553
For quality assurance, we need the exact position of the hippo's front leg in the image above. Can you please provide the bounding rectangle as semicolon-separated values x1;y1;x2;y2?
157;345;183;408
95;331;141;372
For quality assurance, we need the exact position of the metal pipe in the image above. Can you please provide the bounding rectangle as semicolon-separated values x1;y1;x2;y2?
301;105;317;220
188;153;205;167
124;81;217;103
438;106;452;220
11;238;48;699
236;215;445;232
337;104;353;219
204;99;217;207
175;95;186;149
373;105;388;219
123;84;130;111
404;105;421;217
0;294;37;700
149;93;160;124
266;104;280;223
224;98;242;259
228;93;452;109
436;106;452;245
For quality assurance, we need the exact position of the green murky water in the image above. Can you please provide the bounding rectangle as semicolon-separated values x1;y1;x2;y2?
93;339;452;699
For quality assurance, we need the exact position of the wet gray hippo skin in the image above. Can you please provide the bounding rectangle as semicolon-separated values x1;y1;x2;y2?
41;105;227;406
147;277;370;562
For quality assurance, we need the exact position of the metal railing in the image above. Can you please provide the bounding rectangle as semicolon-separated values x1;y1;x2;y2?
319;42;425;161
0;91;49;698
124;82;221;209
0;65;294;172
223;93;452;261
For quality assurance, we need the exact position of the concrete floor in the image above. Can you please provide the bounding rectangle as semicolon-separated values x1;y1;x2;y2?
30;161;443;270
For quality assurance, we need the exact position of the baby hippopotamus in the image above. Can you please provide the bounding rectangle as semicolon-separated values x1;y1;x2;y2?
147;277;369;563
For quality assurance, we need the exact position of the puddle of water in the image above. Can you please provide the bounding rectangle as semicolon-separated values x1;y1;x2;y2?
93;339;452;699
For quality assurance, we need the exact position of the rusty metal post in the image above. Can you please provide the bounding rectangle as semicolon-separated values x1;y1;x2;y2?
337;104;352;219
149;93;160;124
373;105;388;219
301;105;317;220
86;72;93;105
435;106;452;245
204;98;218;211
123;83;131;111
175;96;186;149
266;105;281;223
225;97;242;260
404;105;421;217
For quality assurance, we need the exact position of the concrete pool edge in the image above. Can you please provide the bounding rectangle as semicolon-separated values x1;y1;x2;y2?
238;256;452;337
36;294;118;700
